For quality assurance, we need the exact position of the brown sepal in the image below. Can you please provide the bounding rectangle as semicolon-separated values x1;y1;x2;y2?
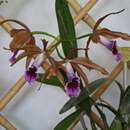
70;57;109;75
9;29;35;51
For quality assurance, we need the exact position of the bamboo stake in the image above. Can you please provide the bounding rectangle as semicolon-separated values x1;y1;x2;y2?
67;0;100;29
0;76;26;111
0;114;17;130
123;62;127;89
92;61;124;102
72;0;97;25
0;16;13;33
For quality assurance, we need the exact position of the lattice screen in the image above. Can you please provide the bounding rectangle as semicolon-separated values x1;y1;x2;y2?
0;0;124;130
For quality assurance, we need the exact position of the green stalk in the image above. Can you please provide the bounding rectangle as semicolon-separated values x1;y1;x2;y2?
31;31;59;41
31;31;92;53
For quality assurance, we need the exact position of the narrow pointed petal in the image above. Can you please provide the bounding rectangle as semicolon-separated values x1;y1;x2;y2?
99;28;130;41
70;58;109;75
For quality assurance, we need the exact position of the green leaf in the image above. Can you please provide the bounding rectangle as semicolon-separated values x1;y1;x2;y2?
78;97;91;116
54;109;81;130
109;118;127;130
109;118;123;130
87;78;108;94
97;103;126;124
55;0;77;59
114;80;124;105
60;88;89;114
36;73;62;87
90;119;98;130
120;85;130;127
120;85;130;113
95;104;109;130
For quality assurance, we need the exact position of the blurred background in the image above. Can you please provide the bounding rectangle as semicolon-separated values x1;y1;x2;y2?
0;0;130;129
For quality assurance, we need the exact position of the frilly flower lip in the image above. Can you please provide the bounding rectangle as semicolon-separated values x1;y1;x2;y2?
65;63;81;97
25;53;44;84
100;36;123;61
25;65;37;84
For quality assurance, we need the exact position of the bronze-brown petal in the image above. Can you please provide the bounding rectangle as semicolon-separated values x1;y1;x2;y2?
98;28;130;40
44;56;66;86
9;29;35;51
70;57;109;75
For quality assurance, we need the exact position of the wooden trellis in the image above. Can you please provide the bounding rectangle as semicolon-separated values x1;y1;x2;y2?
0;0;126;129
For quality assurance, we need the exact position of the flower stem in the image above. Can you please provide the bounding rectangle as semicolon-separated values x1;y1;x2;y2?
56;47;65;60
31;31;59;41
32;31;92;55
76;33;92;39
32;31;92;42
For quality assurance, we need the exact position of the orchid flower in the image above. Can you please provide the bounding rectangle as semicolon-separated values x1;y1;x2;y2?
0;19;41;67
100;36;123;61
65;62;81;97
25;53;44;84
45;57;108;93
86;10;130;58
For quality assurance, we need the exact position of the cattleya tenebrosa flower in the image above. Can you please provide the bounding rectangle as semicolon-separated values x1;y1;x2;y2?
45;56;108;97
86;9;130;58
25;53;44;84
65;62;81;97
100;36;123;61
0;19;41;68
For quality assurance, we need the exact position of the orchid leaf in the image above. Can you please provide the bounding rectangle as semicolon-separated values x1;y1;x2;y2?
54;109;81;130
78;96;91;116
95;104;109;130
109;118;124;130
97;103;126;124
37;73;62;87
55;0;77;59
114;80;124;106
90;120;98;130
120;85;130;127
